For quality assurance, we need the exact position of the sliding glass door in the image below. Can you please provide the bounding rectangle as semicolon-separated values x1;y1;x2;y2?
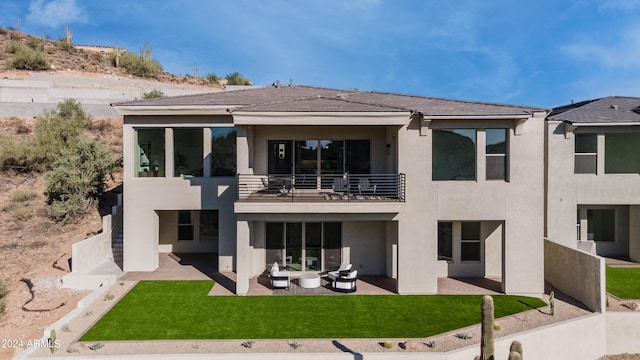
265;222;342;271
268;139;370;189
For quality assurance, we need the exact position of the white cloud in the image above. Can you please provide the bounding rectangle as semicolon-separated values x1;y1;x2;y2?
563;23;640;69
26;0;88;29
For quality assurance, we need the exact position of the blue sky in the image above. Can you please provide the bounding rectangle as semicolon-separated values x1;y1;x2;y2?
1;0;639;108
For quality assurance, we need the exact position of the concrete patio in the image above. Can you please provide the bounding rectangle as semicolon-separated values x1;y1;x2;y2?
119;253;504;296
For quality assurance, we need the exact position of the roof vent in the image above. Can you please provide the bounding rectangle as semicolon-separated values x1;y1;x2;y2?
272;80;281;88
611;104;619;110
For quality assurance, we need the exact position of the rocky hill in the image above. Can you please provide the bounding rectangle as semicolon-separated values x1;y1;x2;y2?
0;28;223;118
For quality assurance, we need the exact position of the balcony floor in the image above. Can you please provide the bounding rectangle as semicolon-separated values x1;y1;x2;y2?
238;190;402;203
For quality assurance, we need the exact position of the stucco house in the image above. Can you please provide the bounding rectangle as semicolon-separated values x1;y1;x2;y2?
546;96;640;261
113;85;547;295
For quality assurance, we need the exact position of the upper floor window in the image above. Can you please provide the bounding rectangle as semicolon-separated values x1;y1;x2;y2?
486;129;508;180
605;133;640;174
174;128;203;177
432;129;476;181
575;134;597;174
135;128;165;177
211;127;237;176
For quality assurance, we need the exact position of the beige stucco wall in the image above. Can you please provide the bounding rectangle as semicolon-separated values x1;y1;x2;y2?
544;239;606;312
122;115;237;273
607;312;640;355
546;122;640;256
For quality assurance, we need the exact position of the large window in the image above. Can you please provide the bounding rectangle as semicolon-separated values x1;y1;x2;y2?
438;222;453;261
174;128;203;177
178;210;194;241
433;129;476;181
575;134;597;174
605;133;640;174
587;209;615;242
211;127;236;176
135;128;165;177
460;222;481;262
265;222;342;271
486;129;507;180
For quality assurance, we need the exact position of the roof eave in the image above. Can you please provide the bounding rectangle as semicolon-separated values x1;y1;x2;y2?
232;111;411;125
112;105;236;116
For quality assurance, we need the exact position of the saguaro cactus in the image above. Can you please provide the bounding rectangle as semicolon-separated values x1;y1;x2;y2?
549;291;555;316
480;295;495;360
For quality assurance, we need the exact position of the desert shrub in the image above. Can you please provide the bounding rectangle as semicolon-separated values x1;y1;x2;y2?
11;190;36;203
114;51;163;78
142;89;165;99
57;38;72;52
0;281;7;315
0;99;92;172
5;203;32;220
5;41;23;54
225;72;252;86
205;72;220;85
27;37;44;51
45;137;115;222
5;42;50;70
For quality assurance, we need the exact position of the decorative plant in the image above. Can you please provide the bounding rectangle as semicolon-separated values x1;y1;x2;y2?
493;321;502;331
425;340;436;348
382;340;393;349
241;340;255;348
289;340;302;349
509;340;523;359
49;329;57;353
549;291;555;316
88;343;103;351
454;332;471;340
480;295;495;360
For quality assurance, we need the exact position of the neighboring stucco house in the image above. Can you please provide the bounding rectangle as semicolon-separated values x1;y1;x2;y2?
113;85;547;295
546;96;640;261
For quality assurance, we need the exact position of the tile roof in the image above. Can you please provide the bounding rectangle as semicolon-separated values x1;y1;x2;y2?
548;96;640;124
114;85;544;116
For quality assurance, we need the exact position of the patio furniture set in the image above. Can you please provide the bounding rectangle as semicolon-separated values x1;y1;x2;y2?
269;262;358;293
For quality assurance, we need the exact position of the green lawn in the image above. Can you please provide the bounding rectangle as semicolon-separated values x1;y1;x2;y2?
80;280;545;341
607;266;640;299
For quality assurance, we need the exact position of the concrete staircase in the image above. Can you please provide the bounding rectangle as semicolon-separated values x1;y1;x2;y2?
112;228;124;270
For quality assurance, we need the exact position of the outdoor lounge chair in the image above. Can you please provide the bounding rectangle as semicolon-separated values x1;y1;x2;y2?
332;173;350;193
327;263;352;281
331;269;357;293
358;177;377;194
270;262;290;290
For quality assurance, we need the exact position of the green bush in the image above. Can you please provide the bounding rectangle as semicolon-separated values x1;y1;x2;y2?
142;89;165;99
0;99;92;173
114;51;163;78
225;72;252;86
0;281;7;315
205;72;220;85
5;42;50;70
11;190;36;203
46;137;115;222
27;37;44;51
5;41;23;53
57;38;72;52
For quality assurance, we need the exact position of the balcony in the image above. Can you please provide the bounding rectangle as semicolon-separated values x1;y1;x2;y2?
237;173;405;203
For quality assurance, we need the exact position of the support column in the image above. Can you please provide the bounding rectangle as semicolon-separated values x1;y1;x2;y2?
165;128;174;178
630;206;640;262
203;128;212;177
236;220;251;295
579;207;588;241
597;134;605;175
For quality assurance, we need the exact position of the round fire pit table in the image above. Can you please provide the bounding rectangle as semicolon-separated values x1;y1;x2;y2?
298;273;321;289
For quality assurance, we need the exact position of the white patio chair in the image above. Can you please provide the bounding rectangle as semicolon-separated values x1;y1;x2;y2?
269;262;290;290
327;263;352;281
358;177;377;194
331;269;357;293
